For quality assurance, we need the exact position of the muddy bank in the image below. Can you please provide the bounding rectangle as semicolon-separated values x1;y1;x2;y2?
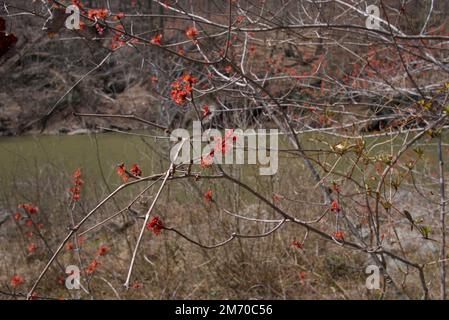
0;84;161;136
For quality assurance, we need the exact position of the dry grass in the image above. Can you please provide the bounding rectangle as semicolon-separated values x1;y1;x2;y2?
0;140;443;300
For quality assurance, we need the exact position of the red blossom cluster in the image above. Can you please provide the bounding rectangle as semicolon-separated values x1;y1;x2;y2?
330;200;341;213
88;8;110;20
202;105;211;117
86;8;110;35
17;203;42;248
151;34;162;45
13;212;21;221
69;168;84;202
292;240;303;250
18;204;39;215
299;271;307;284
214;129;236;154
204;189;213;202
272;193;284;203
71;0;84;9
65;236;85;252
200;152;214;169
117;163;143;182
115;12;125;20
146;216;164;236
28;243;38;253
86;259;101;274
97;245;109;256
334;231;345;241
185;26;199;40
79;21;86;30
85;245;109;274
66;242;75;251
200;130;236;169
332;182;341;194
117;163;128;182
235;15;245;24
171;74;197;105
111;25;126;50
130;164;142;177
10;275;24;288
94;23;105;35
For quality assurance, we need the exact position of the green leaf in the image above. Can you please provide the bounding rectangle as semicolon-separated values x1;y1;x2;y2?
419;225;432;239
